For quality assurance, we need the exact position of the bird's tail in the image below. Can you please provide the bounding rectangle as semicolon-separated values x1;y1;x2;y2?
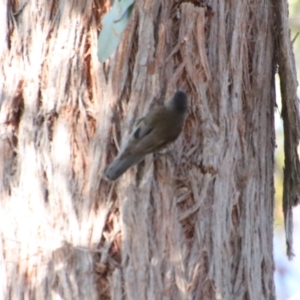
104;154;145;181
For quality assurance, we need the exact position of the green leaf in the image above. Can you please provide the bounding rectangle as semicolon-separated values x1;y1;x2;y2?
97;0;135;62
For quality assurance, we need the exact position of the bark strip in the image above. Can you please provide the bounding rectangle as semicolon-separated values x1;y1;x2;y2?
273;0;300;258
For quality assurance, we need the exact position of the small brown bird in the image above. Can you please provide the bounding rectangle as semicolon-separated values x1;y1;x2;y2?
104;90;188;180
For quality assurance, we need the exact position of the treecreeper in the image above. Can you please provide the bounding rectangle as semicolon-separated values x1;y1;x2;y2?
104;90;188;181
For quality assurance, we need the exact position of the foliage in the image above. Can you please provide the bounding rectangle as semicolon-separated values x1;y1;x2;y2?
97;0;135;62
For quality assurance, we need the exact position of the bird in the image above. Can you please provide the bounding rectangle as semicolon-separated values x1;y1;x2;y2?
104;90;188;181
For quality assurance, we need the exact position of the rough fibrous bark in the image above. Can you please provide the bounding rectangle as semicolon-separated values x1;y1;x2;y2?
2;0;298;299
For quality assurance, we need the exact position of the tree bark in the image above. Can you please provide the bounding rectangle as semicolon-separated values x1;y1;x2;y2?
2;0;297;299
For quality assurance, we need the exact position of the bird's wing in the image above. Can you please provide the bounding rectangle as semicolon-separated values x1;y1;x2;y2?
132;117;154;140
119;107;166;157
130;125;168;154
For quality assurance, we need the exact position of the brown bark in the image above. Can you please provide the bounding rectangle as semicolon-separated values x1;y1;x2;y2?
2;0;298;299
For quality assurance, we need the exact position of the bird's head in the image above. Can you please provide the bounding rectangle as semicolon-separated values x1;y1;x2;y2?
169;90;188;114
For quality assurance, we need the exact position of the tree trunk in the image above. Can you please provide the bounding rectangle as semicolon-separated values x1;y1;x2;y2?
2;0;298;299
